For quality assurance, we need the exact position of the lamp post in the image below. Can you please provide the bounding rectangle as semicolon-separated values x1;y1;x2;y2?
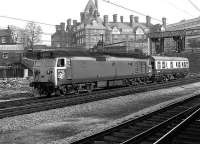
100;33;103;43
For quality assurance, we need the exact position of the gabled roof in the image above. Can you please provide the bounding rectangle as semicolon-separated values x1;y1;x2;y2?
109;22;132;30
107;22;150;34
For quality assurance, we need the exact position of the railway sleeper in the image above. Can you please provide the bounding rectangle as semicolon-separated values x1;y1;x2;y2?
93;141;110;144
177;133;200;139
173;136;200;144
139;120;160;125
112;132;133;138
103;135;124;143
120;128;142;134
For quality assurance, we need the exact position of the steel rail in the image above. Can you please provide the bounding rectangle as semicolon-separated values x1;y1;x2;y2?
0;76;200;119
71;95;200;144
153;106;200;144
121;104;200;144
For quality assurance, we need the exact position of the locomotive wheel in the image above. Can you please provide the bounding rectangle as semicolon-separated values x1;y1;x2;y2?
55;88;62;95
32;88;41;97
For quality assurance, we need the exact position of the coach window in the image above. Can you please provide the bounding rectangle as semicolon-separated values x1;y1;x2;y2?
186;62;189;68
182;62;184;68
178;62;181;68
157;61;161;69
165;62;168;69
170;62;173;68
184;62;187;68
57;58;65;67
162;61;165;69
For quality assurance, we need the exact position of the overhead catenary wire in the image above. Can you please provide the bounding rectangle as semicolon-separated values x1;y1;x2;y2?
187;0;200;13
0;15;55;26
102;0;162;22
166;0;195;17
0;15;57;37
0;24;54;36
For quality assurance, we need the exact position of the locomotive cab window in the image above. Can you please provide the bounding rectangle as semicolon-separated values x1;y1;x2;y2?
57;58;65;67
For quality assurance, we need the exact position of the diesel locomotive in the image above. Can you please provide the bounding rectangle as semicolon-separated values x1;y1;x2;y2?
30;55;189;95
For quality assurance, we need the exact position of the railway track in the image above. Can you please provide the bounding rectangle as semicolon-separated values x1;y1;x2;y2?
0;76;200;119
71;94;200;144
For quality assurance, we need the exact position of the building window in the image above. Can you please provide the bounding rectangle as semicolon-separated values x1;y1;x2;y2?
2;52;8;59
1;37;6;44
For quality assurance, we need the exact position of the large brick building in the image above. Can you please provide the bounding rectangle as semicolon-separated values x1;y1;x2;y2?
51;0;166;54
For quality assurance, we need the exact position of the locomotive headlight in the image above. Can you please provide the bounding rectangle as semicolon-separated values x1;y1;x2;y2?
47;70;51;75
57;69;65;80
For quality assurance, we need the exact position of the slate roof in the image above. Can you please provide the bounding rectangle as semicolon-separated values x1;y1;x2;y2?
109;22;132;29
167;16;200;30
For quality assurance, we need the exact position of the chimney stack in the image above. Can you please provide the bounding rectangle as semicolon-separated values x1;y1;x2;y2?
73;20;77;26
162;17;166;29
80;12;85;23
67;19;71;26
55;25;61;32
94;10;98;18
60;22;65;31
130;15;134;26
120;16;124;23
134;16;139;23
146;15;151;27
113;14;117;23
104;15;108;26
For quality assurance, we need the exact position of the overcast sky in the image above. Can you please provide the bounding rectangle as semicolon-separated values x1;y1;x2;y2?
0;0;200;45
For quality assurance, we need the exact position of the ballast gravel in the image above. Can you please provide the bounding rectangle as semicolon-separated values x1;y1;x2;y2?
1;82;200;144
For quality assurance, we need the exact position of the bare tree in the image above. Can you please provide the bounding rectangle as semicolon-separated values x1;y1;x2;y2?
8;25;26;44
25;22;42;51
